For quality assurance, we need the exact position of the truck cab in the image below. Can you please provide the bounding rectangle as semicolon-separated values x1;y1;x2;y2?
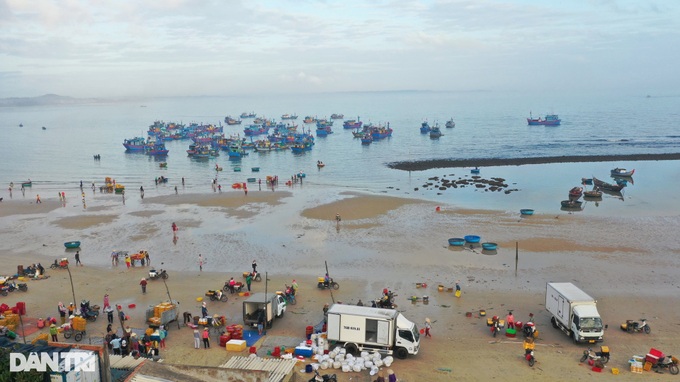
571;305;604;343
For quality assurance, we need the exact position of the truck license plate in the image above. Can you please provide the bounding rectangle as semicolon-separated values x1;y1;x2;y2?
588;340;595;343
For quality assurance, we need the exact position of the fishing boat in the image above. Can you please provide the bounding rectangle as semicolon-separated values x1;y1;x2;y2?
251;167;260;172
343;119;363;129
281;114;298;120
520;209;534;216
234;167;241;172
581;178;593;185
317;161;325;168
420;121;431;134
361;134;373;145
448;238;465;246
561;200;582;208
240;112;256;118
224;116;242;125
330;114;344;119
592;177;625;192
303;116;316;124
64;241;81;249
42;126;46;130
429;125;442;138
611;168;635;177
247;178;257;183
123;137;147;151
445;119;456;128
569;186;583;198
144;141;169;156
471;167;480;174
482;242;498;251
464;235;481;243
527;113;561;126
583;189;603;198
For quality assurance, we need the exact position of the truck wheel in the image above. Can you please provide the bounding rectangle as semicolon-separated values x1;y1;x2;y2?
345;343;358;357
395;347;408;359
550;317;558;329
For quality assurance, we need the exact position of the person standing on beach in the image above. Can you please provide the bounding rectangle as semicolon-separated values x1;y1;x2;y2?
252;259;257;274
506;311;515;329
424;318;432;338
50;324;59;342
58;302;67;325
36;194;41;203
246;273;252;291
145;251;150;266
105;306;114;324
198;254;203;272
257;311;265;336
202;328;210;348
172;222;178;237
125;255;131;269
140;278;147;294
103;294;110;310
193;329;200;349
75;251;82;266
182;177;185;186
174;186;178;194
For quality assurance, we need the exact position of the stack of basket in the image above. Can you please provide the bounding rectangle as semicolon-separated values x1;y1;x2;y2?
226;324;243;340
153;302;175;317
72;316;86;331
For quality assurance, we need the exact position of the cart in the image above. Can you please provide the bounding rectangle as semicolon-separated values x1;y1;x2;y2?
62;317;87;342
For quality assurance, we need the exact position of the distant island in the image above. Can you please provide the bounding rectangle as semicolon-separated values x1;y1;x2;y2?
0;94;106;107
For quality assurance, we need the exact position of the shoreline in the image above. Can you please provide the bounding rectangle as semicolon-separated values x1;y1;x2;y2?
387;153;680;171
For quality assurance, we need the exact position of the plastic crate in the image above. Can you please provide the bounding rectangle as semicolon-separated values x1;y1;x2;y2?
611;368;619;375
643;361;653;371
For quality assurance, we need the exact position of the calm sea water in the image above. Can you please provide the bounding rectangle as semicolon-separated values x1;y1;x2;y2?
1;91;679;217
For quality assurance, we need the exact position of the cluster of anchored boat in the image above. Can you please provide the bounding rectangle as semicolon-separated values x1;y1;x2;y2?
564;168;634;209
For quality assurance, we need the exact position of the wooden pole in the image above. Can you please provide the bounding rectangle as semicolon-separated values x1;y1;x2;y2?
325;261;335;304
515;241;519;277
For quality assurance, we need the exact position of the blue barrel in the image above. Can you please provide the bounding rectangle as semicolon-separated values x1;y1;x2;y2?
305;364;313;373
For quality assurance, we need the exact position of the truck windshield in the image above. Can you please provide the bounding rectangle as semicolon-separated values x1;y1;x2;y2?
579;317;603;330
399;325;419;343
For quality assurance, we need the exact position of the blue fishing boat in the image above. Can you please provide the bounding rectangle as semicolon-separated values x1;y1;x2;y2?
471;167;480;174
123;137;146;151
361;134;373;145
448;238;465;246
420;121;431;134
482;242;498;251
527;113;561;126
343;118;362;129
252;167;260;172
64;241;81;249
445;119;456;128
464;235;481;243
144;141;169;156
234;167;241;172
247;178;257;183
520;209;534;216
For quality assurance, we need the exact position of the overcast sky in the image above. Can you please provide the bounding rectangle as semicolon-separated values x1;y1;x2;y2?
1;0;678;98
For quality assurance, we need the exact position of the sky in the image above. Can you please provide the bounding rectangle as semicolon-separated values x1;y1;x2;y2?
0;0;678;98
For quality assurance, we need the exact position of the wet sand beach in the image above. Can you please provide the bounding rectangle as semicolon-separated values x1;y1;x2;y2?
1;186;680;381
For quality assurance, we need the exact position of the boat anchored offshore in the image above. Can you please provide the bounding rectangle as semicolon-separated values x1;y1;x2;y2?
527;112;561;126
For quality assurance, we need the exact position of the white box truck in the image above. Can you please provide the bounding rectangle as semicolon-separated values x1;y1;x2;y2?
243;292;286;328
546;282;604;343
326;304;420;359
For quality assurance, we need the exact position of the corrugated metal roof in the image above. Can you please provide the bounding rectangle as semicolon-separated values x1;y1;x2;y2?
221;356;298;382
130;375;174;382
109;354;147;370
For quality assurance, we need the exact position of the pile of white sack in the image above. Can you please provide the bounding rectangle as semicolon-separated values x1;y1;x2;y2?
310;347;393;376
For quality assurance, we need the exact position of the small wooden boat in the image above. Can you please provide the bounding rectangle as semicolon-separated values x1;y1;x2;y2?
561;200;582;208
470;167;480;174
21;181;32;187
482;242;498;251
64;241;81;249
297;172;306;178
234;167;241;172
448;238;465;246
520;209;534;216
583;189;603;198
159;162;168;168
464;235;481;243
252;167;260;172
592;177;625;192
445;119;455;128
247;178;257;183
569;186;583;198
611;168;634;177
317;162;325;168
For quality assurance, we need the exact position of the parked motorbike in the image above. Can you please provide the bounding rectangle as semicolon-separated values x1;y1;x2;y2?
223;281;244;294
50;258;69;269
245;271;262;282
525;349;536;367
580;346;610;364
317;277;339;290
78;300;100;322
283;285;297;305
206;290;228;302
148;269;168;280
308;370;337;382
652;355;679;375
3;282;28;293
621;318;650;334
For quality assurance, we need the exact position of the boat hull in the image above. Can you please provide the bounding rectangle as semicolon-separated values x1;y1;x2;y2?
482;242;498;251
520;209;534;216
464;235;481;243
448;238;465;246
64;241;81;249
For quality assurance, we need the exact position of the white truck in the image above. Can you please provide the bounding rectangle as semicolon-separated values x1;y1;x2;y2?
546;282;604;343
242;292;286;329
326;304;420;359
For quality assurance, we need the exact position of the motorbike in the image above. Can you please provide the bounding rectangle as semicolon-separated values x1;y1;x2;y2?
3;282;28;293
78;300;100;322
148;269;168;280
621;318;650;334
652;355;679;375
283;285;297;305
580;346;610;364
317;277;339;290
308;370;337;382
373;291;397;309
246;271;262;282
206;290;228;302
223;281;244;294
50;258;70;269
490;319;501;337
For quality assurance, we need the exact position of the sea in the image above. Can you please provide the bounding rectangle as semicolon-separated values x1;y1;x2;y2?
1;91;680;217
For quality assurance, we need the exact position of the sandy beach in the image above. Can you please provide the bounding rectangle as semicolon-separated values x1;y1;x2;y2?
1;186;680;381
